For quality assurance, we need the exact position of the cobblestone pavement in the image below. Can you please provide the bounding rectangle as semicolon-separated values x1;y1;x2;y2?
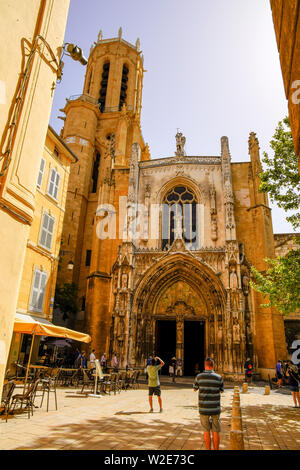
1;382;300;450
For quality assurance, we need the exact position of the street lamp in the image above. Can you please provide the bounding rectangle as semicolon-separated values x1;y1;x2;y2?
62;43;88;66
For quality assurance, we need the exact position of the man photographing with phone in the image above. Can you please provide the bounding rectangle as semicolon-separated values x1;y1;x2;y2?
146;356;164;413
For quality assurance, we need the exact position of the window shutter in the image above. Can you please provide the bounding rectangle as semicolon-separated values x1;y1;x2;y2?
37;158;45;187
53;172;60;199
30;270;47;312
39;213;55;250
47;168;60;199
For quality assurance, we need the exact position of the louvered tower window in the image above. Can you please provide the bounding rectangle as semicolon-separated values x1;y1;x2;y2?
119;64;129;110
91;152;100;193
86;68;93;94
99;62;110;112
162;186;198;250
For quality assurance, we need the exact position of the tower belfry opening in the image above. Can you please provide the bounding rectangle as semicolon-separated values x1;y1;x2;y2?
119;64;129;110
99;62;110;112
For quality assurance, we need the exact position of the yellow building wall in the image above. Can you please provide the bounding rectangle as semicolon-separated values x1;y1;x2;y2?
6;127;75;372
0;1;70;398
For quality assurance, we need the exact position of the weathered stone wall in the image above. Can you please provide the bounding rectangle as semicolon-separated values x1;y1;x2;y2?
270;0;300;169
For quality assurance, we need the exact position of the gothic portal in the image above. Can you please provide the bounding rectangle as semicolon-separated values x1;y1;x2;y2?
58;31;287;379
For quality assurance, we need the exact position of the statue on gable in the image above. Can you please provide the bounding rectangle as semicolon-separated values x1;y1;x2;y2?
175;131;186;157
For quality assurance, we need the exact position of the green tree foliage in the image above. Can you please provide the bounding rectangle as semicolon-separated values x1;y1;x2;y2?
259;117;300;230
54;282;79;321
251;117;300;314
250;247;300;315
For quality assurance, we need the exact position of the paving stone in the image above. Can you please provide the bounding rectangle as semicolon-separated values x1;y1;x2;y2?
1;384;299;450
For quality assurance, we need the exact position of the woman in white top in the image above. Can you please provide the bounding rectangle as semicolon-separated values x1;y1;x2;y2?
89;349;96;369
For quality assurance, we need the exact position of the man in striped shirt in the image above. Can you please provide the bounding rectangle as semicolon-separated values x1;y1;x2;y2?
193;357;224;450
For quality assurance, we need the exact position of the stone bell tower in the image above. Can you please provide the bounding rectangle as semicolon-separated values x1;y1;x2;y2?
58;29;150;354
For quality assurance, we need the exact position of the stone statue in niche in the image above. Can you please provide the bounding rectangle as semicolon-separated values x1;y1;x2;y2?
217;322;223;343
176;321;184;343
117;318;125;342
121;273;128;289
233;318;241;344
230;264;239;310
210;186;216;215
211;217;218;241
242;273;250;295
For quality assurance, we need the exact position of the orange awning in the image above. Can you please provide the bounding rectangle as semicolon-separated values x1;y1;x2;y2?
14;313;91;343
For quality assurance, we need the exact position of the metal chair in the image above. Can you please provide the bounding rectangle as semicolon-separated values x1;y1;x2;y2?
118;371;127;391
40;368;61;411
105;372;119;395
80;368;95;394
133;370;140;389
1;381;16;422
10;380;40;419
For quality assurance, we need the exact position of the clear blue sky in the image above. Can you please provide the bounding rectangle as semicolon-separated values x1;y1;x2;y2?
50;0;295;234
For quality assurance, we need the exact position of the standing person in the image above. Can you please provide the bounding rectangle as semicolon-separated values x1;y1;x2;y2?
169;357;177;383
89;349;96;369
145;355;153;381
286;362;300;408
112;353;119;372
244;357;253;383
176;358;183;377
100;353;107;372
74;348;81;368
80;351;86;369
194;357;224;451
276;360;283;388
147;356;165;413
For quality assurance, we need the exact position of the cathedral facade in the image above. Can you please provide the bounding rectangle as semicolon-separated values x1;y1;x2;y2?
58;31;287;379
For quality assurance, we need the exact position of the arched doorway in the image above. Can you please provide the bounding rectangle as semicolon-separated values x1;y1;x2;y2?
153;279;208;375
130;248;227;375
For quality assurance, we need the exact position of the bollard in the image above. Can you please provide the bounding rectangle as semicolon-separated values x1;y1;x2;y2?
234;386;240;392
230;430;244;450
265;385;270;395
242;382;248;393
233;395;240;405
232;404;242;418
231;416;243;431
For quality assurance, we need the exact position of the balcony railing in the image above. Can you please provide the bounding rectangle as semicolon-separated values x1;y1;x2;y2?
67;94;98;105
66;95;135;114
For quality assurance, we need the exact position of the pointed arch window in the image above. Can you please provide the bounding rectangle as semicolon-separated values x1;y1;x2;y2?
99;62;110;112
162;186;198;250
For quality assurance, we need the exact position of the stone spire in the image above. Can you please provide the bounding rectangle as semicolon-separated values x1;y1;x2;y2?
97;29;103;43
221;136;236;241
118;27;122;40
248;132;262;175
248;132;267;206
